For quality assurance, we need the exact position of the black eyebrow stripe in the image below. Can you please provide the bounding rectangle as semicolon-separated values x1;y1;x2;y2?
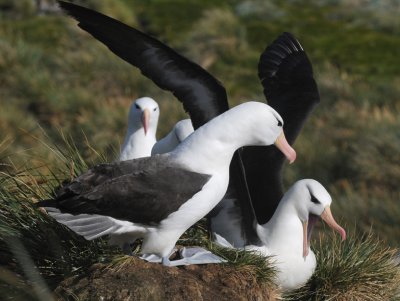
310;194;321;204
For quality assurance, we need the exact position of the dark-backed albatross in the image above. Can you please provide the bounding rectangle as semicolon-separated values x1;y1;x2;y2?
56;1;301;246
38;101;296;266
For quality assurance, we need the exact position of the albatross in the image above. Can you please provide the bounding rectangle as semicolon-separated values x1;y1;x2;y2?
216;179;346;290
38;101;296;266
56;1;318;248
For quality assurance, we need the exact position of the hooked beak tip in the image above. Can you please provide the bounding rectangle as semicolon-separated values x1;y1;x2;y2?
275;131;296;164
288;150;297;164
321;206;347;241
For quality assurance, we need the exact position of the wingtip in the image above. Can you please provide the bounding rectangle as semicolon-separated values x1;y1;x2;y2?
274;32;303;54
258;31;311;79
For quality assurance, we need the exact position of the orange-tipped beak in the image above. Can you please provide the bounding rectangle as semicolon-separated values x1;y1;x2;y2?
275;131;296;164
142;108;150;135
321;206;347;241
302;207;346;258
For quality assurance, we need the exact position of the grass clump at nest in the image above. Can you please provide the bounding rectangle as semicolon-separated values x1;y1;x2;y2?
284;229;400;301
178;221;277;286
0;132;120;299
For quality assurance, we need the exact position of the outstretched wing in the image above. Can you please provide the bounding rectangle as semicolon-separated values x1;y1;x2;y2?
259;32;320;144
39;156;211;225
58;1;228;129
243;32;320;224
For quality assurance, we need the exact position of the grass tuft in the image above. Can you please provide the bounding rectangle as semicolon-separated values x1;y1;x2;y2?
284;229;400;301
0;132;119;292
178;222;277;286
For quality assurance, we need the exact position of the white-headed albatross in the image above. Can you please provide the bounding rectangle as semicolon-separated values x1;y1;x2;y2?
216;179;346;290
38;101;296;266
56;2;304;246
119;97;159;161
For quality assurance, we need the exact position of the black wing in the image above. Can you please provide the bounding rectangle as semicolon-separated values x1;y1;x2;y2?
242;32;320;224
58;1;228;129
38;156;211;225
259;32;320;144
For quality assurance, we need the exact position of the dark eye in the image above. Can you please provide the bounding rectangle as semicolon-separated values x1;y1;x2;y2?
310;194;321;204
277;120;283;127
135;103;140;110
153;107;157;111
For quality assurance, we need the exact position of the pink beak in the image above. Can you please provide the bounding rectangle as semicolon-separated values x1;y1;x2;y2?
275;131;296;164
141;109;150;135
302;206;346;258
320;206;347;241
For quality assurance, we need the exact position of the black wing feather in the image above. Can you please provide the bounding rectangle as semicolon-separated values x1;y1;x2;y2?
38;156;211;225
58;1;228;129
259;32;319;144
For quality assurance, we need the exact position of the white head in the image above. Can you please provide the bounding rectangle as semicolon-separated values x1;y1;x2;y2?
226;102;296;163
127;97;159;135
289;179;346;257
171;102;296;171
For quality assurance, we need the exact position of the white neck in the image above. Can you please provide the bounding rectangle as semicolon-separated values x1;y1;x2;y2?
257;189;303;255
119;127;157;160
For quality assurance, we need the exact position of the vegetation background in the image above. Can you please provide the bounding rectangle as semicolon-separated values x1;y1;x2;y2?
0;0;399;267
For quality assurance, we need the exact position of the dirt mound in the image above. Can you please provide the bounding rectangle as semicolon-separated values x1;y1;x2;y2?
55;256;278;301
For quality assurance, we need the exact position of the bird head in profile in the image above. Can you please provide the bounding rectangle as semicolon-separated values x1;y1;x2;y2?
293;179;347;258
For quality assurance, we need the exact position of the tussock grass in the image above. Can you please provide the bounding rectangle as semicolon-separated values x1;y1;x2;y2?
179;222;277;285
284;230;400;301
0;133;119;292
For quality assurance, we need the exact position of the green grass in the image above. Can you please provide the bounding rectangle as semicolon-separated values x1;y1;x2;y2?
284;230;400;300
